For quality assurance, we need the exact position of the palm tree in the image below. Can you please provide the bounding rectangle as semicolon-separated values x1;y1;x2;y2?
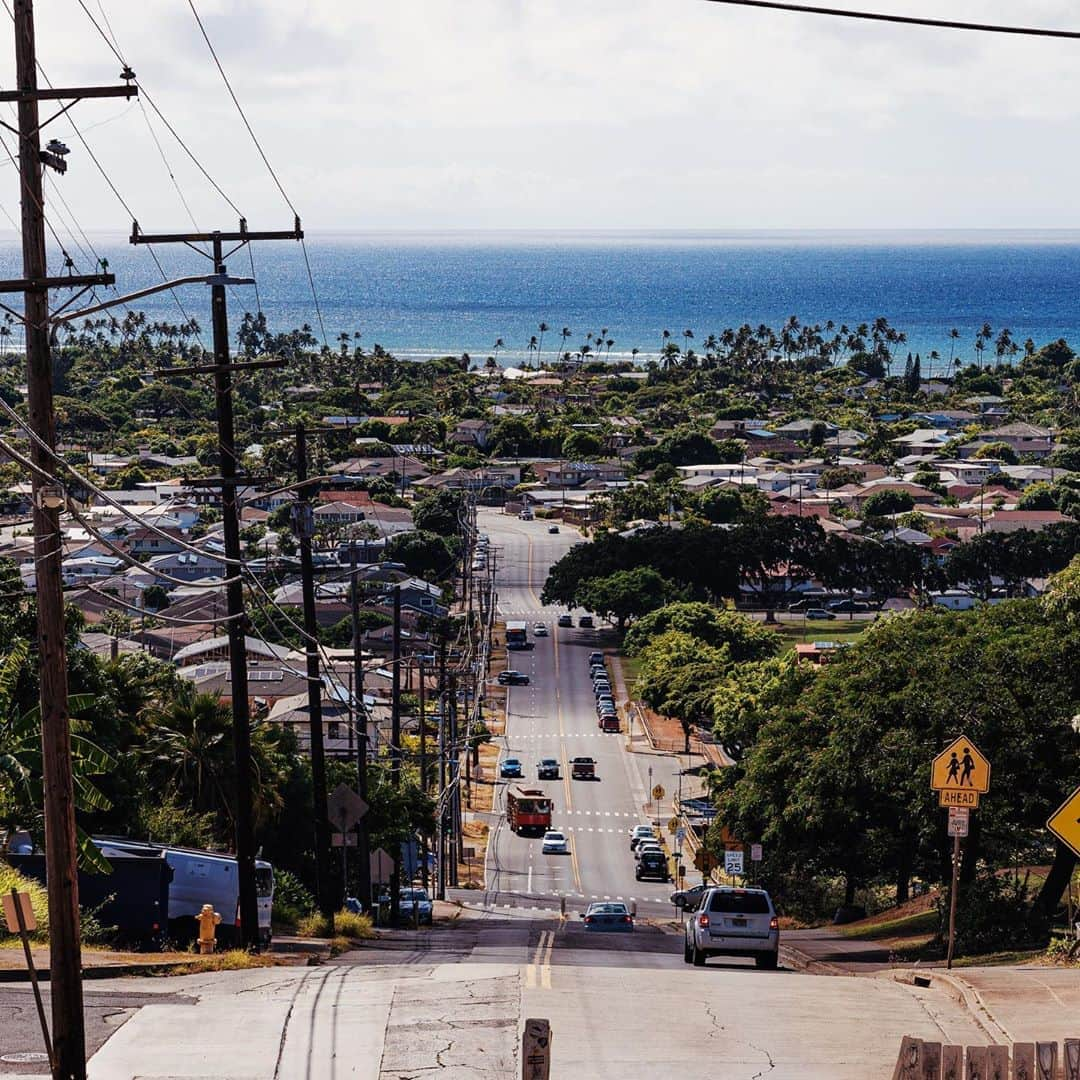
527;335;538;368
536;322;549;368
661;328;671;357
682;329;694;358
560;327;572;362
631;347;640;364
492;338;505;366
948;328;960;376
142;682;285;833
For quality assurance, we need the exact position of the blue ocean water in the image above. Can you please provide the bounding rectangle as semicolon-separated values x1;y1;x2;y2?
5;229;1080;372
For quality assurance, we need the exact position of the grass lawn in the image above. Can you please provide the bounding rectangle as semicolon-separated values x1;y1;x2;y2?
617;654;642;698
775;621;870;650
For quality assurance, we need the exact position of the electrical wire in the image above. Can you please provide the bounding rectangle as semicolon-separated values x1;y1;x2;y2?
78;580;243;626
701;0;1080;38
183;0;327;346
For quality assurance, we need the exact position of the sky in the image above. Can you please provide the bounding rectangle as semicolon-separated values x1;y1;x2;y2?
3;0;1080;232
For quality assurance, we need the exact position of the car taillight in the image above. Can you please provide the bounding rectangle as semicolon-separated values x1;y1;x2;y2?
698;913;710;929
584;916;593;924
623;916;632;924
770;916;779;930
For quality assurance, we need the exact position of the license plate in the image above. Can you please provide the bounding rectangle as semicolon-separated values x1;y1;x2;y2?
731;918;747;927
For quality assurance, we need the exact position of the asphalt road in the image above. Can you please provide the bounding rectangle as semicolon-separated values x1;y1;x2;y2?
464;511;689;920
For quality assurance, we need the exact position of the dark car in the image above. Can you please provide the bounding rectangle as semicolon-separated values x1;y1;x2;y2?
828;598;871;613
548;525;560;534
557;614;573;628
498;670;530;685
578;615;594;628
636;849;670;882
581;902;634;932
537;758;560;779
571;757;596;780
670;883;710;911
499;757;523;779
787;596;829;613
588;652;604;664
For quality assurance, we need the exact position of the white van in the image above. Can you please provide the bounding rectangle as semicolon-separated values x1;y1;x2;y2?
95;838;274;946
519;508;534;521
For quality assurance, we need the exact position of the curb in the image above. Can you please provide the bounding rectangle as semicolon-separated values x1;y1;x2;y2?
778;942;851;978
885;968;1012;1045
0;960;194;982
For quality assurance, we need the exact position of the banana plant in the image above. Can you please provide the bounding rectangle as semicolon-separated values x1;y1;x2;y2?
0;639;114;875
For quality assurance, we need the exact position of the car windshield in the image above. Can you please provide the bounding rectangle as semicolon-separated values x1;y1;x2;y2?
589;904;628;915
544;833;564;841
402;889;429;901
541;759;557;766
708;891;771;914
505;759;520;766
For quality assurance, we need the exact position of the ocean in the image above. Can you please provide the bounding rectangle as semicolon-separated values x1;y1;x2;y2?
6;229;1080;373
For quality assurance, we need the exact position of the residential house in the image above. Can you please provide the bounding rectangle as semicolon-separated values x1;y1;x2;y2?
960;422;1055;460
533;461;626;488
448;419;492;450
982;509;1071;533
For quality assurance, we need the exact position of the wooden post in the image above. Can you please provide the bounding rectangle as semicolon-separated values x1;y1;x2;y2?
893;1037;923;1080
1064;1039;1080;1080
920;1042;942;1080
941;1045;961;1080
1034;1043;1056;1080
964;1045;988;1080
986;1044;1009;1080
10;889;53;1072
1011;1043;1034;1080
947;833;961;968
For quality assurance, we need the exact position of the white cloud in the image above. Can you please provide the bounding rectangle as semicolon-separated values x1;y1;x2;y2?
0;0;1077;230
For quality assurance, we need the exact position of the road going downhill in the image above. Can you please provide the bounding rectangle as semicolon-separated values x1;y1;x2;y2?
465;510;688;919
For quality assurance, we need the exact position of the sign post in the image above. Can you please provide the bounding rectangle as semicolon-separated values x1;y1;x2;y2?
328;784;369;903
3;889;52;1072
931;735;991;969
750;843;763;885
651;784;665;828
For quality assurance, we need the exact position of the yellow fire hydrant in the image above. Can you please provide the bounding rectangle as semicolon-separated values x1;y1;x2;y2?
197;903;222;955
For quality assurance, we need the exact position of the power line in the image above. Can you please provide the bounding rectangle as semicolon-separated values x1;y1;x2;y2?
184;0;327;345
700;0;1080;38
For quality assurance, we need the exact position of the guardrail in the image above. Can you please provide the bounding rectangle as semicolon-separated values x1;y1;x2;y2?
892;1036;1078;1078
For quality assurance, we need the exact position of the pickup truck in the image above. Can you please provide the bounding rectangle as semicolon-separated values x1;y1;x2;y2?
571;756;596;780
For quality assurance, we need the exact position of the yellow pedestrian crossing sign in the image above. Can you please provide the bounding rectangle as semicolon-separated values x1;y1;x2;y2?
931;735;990;808
1047;785;1080;859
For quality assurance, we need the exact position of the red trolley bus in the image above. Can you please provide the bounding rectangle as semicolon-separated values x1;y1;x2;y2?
506;786;553;836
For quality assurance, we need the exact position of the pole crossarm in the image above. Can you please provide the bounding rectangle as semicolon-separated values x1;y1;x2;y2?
0;272;114;293
51;275;243;326
131;218;303;246
0;84;137;103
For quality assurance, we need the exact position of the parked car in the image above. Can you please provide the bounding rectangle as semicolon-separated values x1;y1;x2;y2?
557;614;573;628
537;758;560;779
670;883;710;911
804;608;836;621
588;652;604;664
578;615;594;628
635;840;663;862
828;598;871;613
499;757;524;779
571;757;596;780
636;849;669;882
519;509;534;520
377;887;433;925
541;830;569;854
581;902;634;932
787;596;829;612
548;525;560;534
600;713;620;733
533;623;548;636
630;826;656;850
498;670;530;685
683;887;779;969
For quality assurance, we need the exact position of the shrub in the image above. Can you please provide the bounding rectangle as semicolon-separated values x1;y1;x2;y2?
271;868;316;928
934;872;1039;956
297;909;374;940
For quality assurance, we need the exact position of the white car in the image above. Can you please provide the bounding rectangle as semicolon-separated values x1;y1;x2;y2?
635;841;664;862
533;623;548;636
541;830;569;854
684;886;779;969
630;825;656;851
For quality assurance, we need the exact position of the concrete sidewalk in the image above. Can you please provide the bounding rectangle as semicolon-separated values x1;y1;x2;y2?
85;959;520;1080
782;926;1080;1048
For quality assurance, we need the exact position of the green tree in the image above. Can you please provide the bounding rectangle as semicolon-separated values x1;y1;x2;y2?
411;490;465;537
624;602;780;662
382;530;457;579
973;442;1019;465
562;430;604;459
860;489;916;519
576;567;671;633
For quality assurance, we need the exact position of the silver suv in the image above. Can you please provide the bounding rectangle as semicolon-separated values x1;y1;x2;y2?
683;886;779;969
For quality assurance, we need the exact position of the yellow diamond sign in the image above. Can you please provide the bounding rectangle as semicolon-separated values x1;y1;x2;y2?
931;735;990;798
1047;785;1080;859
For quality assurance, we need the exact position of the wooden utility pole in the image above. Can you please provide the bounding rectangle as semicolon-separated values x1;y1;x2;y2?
295;424;334;925
389;584;402;924
132;220;301;949
4;5;136;1074
350;543;371;909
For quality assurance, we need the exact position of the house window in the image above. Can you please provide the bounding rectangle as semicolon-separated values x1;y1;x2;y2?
327;722;341;741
